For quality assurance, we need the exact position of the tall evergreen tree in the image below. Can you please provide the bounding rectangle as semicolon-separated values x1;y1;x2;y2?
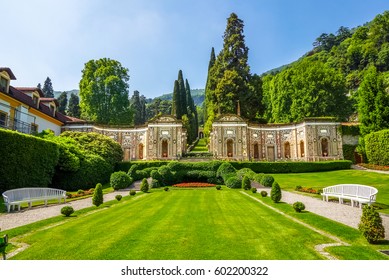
204;47;217;136
37;83;42;90
171;80;180;118
67;93;81;118
42;77;54;98
57;91;68;114
177;70;187;118
140;95;146;124
130;90;143;125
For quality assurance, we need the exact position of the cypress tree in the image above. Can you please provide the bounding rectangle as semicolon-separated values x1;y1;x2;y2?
204;48;216;136
271;181;282;203
177;70;187;118
67;93;81;118
130;90;143;125
171;80;180;118
57;91;68;114
42;77;54;98
92;183;104;207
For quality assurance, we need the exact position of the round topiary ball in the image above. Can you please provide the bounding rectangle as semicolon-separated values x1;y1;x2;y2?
61;206;74;217
115;194;122;201
293;201;306;213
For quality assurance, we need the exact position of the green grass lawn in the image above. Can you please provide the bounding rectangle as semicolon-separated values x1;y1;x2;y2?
191;138;208;152
6;188;388;260
270;170;389;213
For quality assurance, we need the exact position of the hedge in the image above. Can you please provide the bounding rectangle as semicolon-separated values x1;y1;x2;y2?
116;160;169;172
0;129;59;192
365;129;389;166
342;144;358;164
230;160;352;173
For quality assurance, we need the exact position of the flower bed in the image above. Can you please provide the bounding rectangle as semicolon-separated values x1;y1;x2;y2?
173;182;217;188
359;163;389;172
295;186;322;195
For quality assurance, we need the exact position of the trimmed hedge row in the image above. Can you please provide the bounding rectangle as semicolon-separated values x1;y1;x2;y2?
343;144;358;164
365;129;389;166
0;129;59;192
116;160;169;172
230;160;352;173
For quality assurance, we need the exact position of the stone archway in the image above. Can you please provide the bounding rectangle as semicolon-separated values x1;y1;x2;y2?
227;139;234;157
321;138;329;157
162;139;168;158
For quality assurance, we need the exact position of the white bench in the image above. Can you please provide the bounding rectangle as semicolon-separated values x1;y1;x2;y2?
321;184;377;208
2;188;67;212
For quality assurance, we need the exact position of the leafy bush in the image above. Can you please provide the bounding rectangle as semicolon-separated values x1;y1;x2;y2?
61;206;74;217
164;187;169;191
115;194;122;201
242;176;251;190
0;129;59;192
140;178;149;193
343;144;358;164
293;202;305;212
116;161;169;172
260;175;275;188
365;129;389;166
110;171;132;190
92;183;103;207
158;165;173;185
127;164;138;178
129;190;136;196
150;169;162;182
216;185;222;190
217;162;236;180
271;181;282;203
151;179;160;188
251;187;257;193
260;191;268;197
225;176;242;189
358;205;385;244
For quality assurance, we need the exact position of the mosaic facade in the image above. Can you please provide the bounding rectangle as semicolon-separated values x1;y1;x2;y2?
210;114;343;161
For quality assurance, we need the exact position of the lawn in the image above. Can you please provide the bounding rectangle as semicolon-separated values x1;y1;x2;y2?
271;169;389;213
6;188;388;260
191;138;208;152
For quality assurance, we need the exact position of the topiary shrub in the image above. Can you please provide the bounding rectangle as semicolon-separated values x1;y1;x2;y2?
293;202;305;212
150;169;163;182
260;175;274;188
140;178;149;193
242;176;251;190
358;205;385;244
110;171;132;190
260;190;268;197
216;185;222;190
92;183;104;207
127;164;138;178
151;179;160;188
61;206;74;217
225;176;242;189
129;190;136;196
115;194;122;201
271;181;282;203
164;187;169;191
251;187;257;193
158;165;173;185
216;162;236;181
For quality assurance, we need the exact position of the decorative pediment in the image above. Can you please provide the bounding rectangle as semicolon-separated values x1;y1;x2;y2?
216;114;246;122
149;114;178;123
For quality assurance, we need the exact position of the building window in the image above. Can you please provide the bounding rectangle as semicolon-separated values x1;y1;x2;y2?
0;111;7;127
0;76;8;93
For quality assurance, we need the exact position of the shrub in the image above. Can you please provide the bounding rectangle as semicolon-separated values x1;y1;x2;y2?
365;129;389;166
140;178;149;193
271;181;282;203
110;171;132;190
251;187;257;193
216;162;236;181
150;169;162;182
158;165;173;185
295;185;302;191
260;191;268;197
260;175;274;188
61;206;74;217
225;176;242;189
151;179;160;188
358;205;385;244
0;129;59;192
127;164;138;178
242;176;251;190
115;194;122;201
216;185;222;190
129;190;136;196
254;173;264;184
92;183;104;207
164;187;169;191
293;202;305;212
77;189;84;195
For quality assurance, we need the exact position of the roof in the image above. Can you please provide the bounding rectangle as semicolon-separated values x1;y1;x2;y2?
40;97;59;106
0;67;17;80
8;86;76;124
16;87;44;97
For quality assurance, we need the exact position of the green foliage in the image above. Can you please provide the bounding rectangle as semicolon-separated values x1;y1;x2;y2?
0;129;59;192
164;187;169;191
342;144;358;164
67;93;81;118
60;206;74;217
151;179;160;189
150;169;162;182
260;175;275;188
57;91;68;114
242;176;251;190
115;195;122;201
110;171;132;190
293;202;306;213
129;190;136;196
130;90;146;125
79;58;133;125
341;125;360;136
140;178;149;193
157;165;173;185
358;205;385;244
251;187;257;193
42;77;54;98
365;129;389;165
260;191;268;197
271;181;282;203
216;185;222;190
116;161;169;172
216;162;236;181
92;183;103;207
225;176;242;189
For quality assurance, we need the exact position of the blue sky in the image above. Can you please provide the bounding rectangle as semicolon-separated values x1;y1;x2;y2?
2;0;388;98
